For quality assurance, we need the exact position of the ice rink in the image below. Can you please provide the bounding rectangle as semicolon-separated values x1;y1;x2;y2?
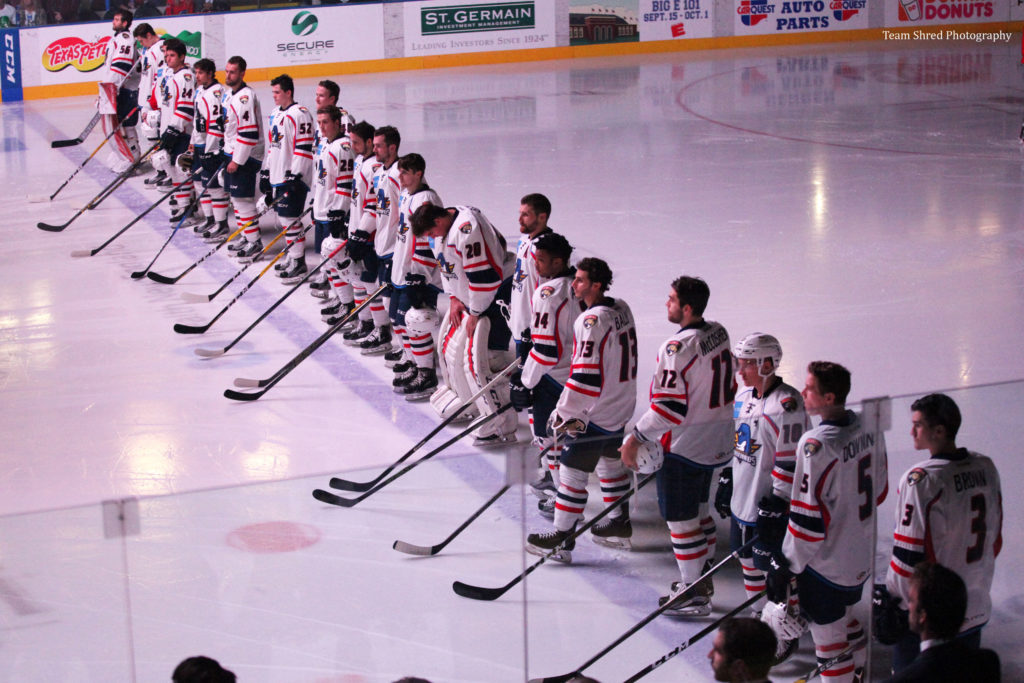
2;35;1023;682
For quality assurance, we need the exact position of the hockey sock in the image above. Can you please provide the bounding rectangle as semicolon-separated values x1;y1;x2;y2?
810;616;857;682
740;559;767;611
353;284;372;321
209;187;229;223
847;618;866;669
595;456;630;520
169;165;193;207
280;214;305;261
553;465;589;532
370;294;390;327
700;508;717;561
667;518;707;584
548;446;561;488
409;330;435;369
233;198;259;242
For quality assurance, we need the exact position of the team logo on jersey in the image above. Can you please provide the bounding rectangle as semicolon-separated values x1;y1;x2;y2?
803;438;822;456
665;340;682;356
458;221;473;235
239;95;249;104
781;396;798;413
583;315;598;329
907;468;927;486
539;285;555;299
269;124;283;145
734;424;762;459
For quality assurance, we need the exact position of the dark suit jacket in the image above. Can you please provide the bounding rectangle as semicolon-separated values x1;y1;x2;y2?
885;640;1000;683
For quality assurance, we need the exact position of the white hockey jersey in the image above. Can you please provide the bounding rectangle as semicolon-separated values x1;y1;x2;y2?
731;379;808;524
783;410;888;587
373;161;401;258
103;30;139;90
392;186;443;287
886;450;1002;633
632;321;735;467
158;66;194;135
435;206;512;316
265;102;314;186
555;298;638;432
312;134;354;221
521;273;580;389
137;39;164;109
349;154;381;237
510;229;552;342
223;83;264;165
192;81;225;152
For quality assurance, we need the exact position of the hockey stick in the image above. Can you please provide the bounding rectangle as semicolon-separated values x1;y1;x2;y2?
51;112;101;148
179;206;311;302
192;237;348;356
793;638;867;683
36;141;161;233
129;162;227;280
452;474;656;602
223;283;388;401
172;224;312;334
329;358;522;492
528;539;758;683
49;106;140;201
312;406;513;509
621;591;766;683
69;172;184;258
394;484;511;556
147;194;288;285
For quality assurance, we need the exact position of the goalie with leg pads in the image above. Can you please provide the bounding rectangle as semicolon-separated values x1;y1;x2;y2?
98;10;140;173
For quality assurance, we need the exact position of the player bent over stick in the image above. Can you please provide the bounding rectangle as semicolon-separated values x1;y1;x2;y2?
410;204;518;447
621;276;734;617
523;257;638;563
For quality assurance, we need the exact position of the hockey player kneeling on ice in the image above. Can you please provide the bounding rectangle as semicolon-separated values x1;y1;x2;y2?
410;203;518;447
620;275;734;617
523;257;638;563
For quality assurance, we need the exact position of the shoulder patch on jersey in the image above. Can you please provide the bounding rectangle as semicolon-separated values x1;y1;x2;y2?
803;439;822;457
907;468;927;486
583;315;598;329
239;95;249;104
781;396;798;413
458;221;473;235
665;340;682;356
539;286;554;299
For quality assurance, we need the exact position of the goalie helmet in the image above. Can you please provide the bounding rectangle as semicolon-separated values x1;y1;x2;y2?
175;151;194;173
404;307;440;336
733;332;782;378
635;438;664;474
761;600;807;642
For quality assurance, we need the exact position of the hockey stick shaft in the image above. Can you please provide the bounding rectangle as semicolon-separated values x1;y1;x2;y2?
393;484;512;556
49;106;140;201
52;112;101;148
452;473;656;601
71;176;179;257
129;162;226;279
329;358;522;492
194;237;347;355
793;638;867;683
312;408;511;509
148;194;289;285
622;591;766;683
223;283;388;401
87;140;161;210
529;537;758;683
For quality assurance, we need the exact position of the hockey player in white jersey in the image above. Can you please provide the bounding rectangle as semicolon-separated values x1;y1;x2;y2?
763;361;888;683
132;23;163;185
719;332;807;659
220;56;265;264
880;393;1002;673
620;276;735;616
153;38;195;223
98;9;140;172
340;122;387;348
508;232;581;515
189;59;230;241
260;74;314;284
310;105;354;324
411;203;518;447
390;153;443;401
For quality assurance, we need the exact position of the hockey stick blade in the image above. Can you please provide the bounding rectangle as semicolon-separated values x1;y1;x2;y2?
37;221;70;233
312;488;360;507
452;581;510;602
51;139;83;149
146;271;179;285
173;321;213;335
232;377;265;388
181;292;213;303
129;269;149;280
70;249;95;258
223;387;264;401
193;346;226;358
392;484;510;557
391;540;435;556
328;476;374;493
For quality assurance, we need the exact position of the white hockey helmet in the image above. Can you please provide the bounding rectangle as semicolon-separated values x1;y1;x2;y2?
404;306;441;336
634;438;664;475
732;332;782;378
761;600;808;642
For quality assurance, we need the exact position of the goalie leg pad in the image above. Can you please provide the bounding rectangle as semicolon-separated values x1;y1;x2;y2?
465;315;517;439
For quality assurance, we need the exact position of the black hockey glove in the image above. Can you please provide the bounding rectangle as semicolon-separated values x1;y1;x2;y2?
258;168;272;196
754;493;789;571
285;170;305;193
509;370;533;411
872;584;909;645
714;467;733;519
517;327;533;363
159;126;185;152
327;209;349;239
347;229;372;260
404;273;427;287
765;553;792;604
